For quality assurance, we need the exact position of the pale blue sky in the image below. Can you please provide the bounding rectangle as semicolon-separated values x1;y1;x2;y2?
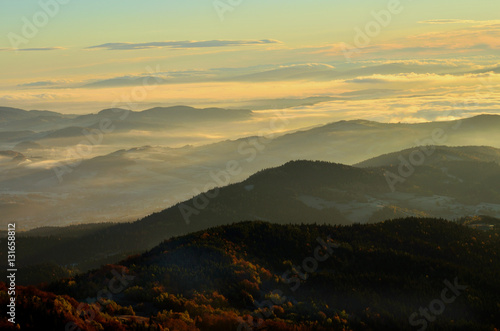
2;0;498;47
0;0;499;113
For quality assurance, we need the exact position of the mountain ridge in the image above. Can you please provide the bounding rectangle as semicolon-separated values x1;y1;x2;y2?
6;218;498;330
6;150;500;273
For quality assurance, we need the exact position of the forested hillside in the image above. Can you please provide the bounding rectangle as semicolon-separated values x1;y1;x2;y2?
6;155;500;282
2;219;499;330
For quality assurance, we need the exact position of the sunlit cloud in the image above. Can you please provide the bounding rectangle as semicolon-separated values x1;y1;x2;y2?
0;92;74;101
408;26;500;50
345;72;500;85
314;22;500;60
419;19;500;26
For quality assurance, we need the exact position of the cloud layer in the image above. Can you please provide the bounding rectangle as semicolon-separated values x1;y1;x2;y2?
87;39;281;51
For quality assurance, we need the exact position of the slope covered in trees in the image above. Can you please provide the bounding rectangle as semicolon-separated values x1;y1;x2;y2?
6;155;500;280
2;219;498;330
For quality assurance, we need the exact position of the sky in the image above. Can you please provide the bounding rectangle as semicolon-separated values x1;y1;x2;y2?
1;0;499;121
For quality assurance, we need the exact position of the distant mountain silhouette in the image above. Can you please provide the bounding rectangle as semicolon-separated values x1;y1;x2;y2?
3;114;500;229
0;105;253;144
8;153;500;273
355;145;500;167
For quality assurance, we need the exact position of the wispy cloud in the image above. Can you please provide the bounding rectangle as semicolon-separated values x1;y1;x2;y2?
419;19;500;26
314;21;500;60
87;39;282;51
18;81;57;88
345;72;499;84
0;47;65;52
19;47;65;51
17;80;72;88
17;61;494;90
73;62;339;88
0;92;71;101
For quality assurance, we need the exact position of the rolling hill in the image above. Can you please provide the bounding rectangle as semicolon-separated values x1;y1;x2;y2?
2;219;499;330
0;105;253;149
5;151;500;276
3;115;500;228
355;145;500;168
